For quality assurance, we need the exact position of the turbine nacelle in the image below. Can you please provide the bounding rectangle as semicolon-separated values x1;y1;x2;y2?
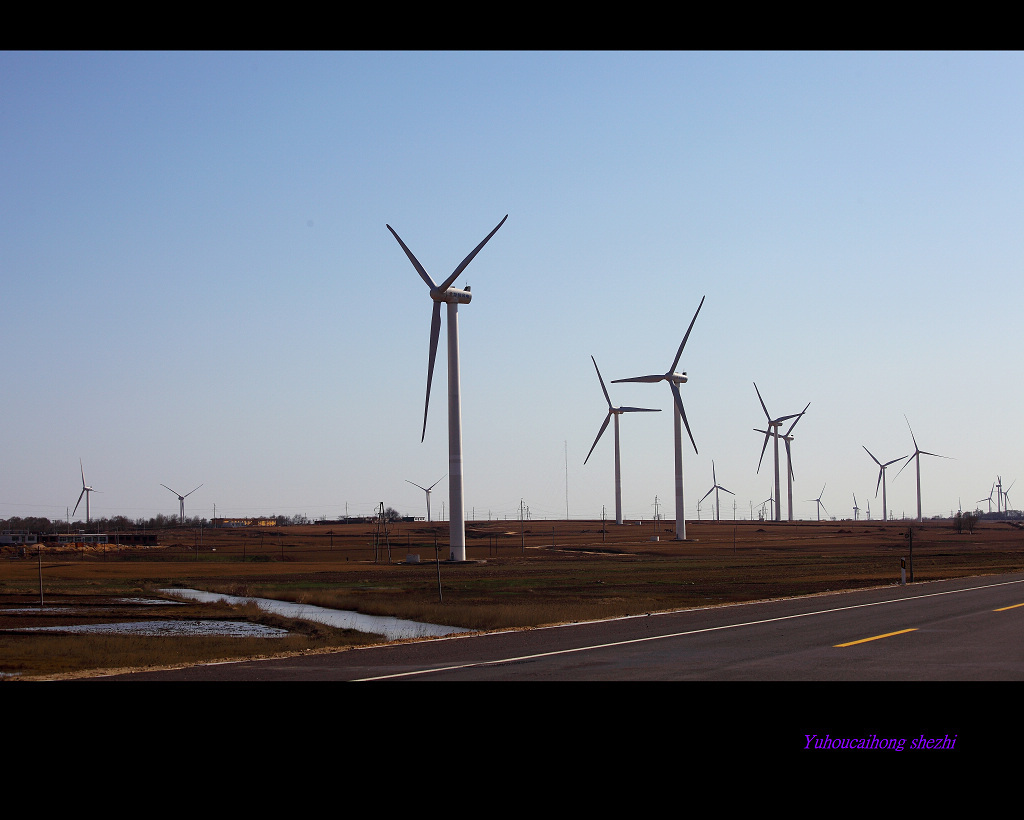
430;287;472;305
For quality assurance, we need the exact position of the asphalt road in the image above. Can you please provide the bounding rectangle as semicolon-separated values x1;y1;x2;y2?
101;571;1024;682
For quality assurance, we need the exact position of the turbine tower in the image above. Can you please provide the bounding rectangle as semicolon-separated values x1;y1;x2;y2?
807;484;828;521
406;475;446;522
753;384;804;522
161;483;203;524
387;214;507;561
895;416;949;522
612;296;705;540
699;460;734;521
73;459;98;524
584;356;660;525
864;446;905;523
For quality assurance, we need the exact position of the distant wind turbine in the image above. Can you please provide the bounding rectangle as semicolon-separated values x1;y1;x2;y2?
978;483;996;514
613;295;705;540
1003;479;1016;513
584;356;660;525
852;493;860;521
73;459;98;524
699;460;735;521
895;416;950;522
406;475;446;522
753;384;805;522
864;446;905;523
161;483;203;524
387;214;507;561
807;484;828;521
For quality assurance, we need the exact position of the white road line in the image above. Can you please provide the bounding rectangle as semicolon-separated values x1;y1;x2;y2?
353;577;1024;680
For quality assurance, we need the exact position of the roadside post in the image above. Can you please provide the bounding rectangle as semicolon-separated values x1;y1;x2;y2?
900;557;906;586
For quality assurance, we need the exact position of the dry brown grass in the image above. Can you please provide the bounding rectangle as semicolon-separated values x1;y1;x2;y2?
3;517;1023;678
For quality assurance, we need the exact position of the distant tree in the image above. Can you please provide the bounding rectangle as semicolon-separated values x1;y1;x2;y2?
963;512;978;535
383;507;401;523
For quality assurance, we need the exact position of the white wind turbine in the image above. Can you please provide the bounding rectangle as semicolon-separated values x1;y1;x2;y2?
864;446;905;523
852;493;860;521
754;402;809;522
73;459;98;524
612;296;705;540
1003;479;1016;513
807;484;828;521
753;384;805;522
978;483;996;514
895;416;950;522
387;215;507;562
584;356;660;526
406;475;446;523
699;460;734;521
161;483;203;524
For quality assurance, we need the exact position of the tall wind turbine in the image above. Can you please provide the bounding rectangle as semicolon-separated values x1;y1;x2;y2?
808;484;828;521
406;475;446;522
895;416;950;522
73;459;98;524
1003;479;1016;513
753;384;805;522
852;493;860;521
161;483;203;524
864;446;905;523
699;460;734;521
978;483;996;514
612;296;705;540
584;356;660;525
387;215;507;561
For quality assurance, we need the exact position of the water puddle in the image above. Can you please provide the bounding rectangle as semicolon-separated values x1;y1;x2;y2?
159;588;474;641
15;620;288;637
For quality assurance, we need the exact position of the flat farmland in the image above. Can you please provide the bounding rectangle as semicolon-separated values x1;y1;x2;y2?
2;517;1022;679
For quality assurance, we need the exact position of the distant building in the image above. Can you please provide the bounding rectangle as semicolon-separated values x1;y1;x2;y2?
212;517;278;528
0;531;37;545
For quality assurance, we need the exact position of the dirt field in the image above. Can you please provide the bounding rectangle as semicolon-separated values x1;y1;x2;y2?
3;517;1023;679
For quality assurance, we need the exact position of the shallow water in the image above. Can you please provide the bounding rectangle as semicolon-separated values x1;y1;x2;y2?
16;620;289;637
159;588;474;641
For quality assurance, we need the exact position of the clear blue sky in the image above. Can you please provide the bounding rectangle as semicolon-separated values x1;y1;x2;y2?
2;50;1022;523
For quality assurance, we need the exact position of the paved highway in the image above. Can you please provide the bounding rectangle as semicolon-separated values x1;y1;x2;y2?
103;572;1024;682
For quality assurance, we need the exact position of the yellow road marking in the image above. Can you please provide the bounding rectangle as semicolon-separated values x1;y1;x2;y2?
994;602;1024;611
835;628;917;648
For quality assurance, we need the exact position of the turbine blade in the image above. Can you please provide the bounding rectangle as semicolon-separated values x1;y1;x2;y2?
406;480;428;492
161;484;178;496
671;381;697;454
422;300;442;442
611;375;664;384
428;474;447;491
757;430;770;474
875;468;883;497
584;413;612;465
720;486;735;496
894;454;915;478
386;224;437;290
73;488;85;516
863;446;882;467
439;214;508;292
754;382;770;421
785;402;810;435
618;406;661;413
670;295;705;373
904;415;919;451
184;484;203;498
700;486;715;503
591;356;612;408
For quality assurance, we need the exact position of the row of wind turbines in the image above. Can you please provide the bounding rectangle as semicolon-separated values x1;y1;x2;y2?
71;458;202;525
387;214;1010;561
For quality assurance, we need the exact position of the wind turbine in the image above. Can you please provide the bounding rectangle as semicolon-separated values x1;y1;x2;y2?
864;446;905;524
73;459;98;524
807;484;828;521
161;483;203;524
612;296;705;540
1003;480;1016;513
405;475;446;522
387;214;507;561
754;402;809;522
895;416;950;522
584;356;660;525
753;384;805;522
978;483;996;514
852;493;860;521
699;460;734;521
